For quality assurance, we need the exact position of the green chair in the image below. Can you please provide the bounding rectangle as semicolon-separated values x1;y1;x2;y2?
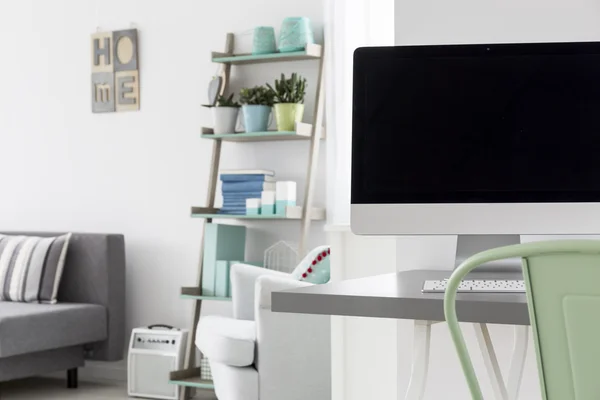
444;240;600;400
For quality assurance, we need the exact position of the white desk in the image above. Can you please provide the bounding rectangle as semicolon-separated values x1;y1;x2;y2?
273;269;530;400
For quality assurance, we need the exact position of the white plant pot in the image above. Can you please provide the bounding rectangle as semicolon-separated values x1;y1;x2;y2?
212;107;239;134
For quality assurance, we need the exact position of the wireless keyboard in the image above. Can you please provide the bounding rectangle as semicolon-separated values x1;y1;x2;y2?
422;279;525;293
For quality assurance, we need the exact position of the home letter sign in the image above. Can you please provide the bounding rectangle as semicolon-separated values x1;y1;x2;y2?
91;29;139;113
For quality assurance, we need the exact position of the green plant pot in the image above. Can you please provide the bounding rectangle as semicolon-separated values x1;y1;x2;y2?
274;103;304;131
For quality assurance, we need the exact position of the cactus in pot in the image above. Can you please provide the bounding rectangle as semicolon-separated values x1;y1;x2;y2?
239;86;275;133
267;73;307;131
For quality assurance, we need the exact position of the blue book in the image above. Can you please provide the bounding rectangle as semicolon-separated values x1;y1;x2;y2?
224;198;248;203
218;209;247;215
224;198;249;203
222;181;276;193
220;174;275;183
220;204;247;210
220;206;247;211
223;202;248;207
223;192;263;199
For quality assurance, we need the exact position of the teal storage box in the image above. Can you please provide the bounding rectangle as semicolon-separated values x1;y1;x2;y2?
202;224;246;296
275;181;297;216
261;204;275;215
215;260;231;297
275;200;296;216
202;259;217;297
246;198;261;215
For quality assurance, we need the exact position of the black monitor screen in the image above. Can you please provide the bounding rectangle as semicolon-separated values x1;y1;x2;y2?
352;42;600;204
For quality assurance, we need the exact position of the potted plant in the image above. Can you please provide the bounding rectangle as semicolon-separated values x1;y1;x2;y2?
239;86;275;133
267;73;307;131
211;94;240;134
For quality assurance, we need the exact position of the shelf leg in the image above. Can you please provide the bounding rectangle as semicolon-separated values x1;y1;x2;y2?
299;47;326;256
180;33;230;400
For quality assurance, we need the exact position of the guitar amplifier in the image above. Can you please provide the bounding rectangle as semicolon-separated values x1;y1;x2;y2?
128;325;189;400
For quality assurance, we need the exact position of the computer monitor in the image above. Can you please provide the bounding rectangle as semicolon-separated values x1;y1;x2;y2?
352;42;600;238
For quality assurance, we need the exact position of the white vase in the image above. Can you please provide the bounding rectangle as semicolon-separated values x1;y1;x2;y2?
212;107;239;134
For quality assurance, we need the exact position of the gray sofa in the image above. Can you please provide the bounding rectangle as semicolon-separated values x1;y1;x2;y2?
0;232;125;387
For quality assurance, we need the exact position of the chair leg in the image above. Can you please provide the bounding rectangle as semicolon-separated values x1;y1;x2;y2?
67;368;78;389
403;320;433;400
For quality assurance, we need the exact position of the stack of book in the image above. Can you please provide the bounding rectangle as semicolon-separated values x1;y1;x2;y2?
219;170;275;215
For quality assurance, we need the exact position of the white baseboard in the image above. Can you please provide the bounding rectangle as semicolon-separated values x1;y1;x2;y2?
45;360;127;382
81;360;128;382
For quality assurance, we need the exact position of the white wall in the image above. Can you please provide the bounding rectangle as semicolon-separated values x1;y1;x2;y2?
329;228;399;400
395;0;600;45
0;0;325;378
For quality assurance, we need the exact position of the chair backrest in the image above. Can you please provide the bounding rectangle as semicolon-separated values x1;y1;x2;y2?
443;240;600;400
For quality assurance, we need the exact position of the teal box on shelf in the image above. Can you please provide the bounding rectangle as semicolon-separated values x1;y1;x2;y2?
261;191;275;215
214;260;231;297
261;204;275;215
246;198;261;215
275;200;296;216
202;224;246;296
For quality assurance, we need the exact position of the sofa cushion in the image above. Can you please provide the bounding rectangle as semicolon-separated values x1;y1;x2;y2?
196;316;256;367
0;302;107;358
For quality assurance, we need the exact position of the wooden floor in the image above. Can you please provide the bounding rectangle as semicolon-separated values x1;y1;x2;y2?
0;378;217;400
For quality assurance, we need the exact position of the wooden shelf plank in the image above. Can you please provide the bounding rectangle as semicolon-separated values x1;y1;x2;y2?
201;122;313;142
181;294;232;301
180;286;232;301
190;206;326;221
212;44;322;65
201;131;308;142
170;368;214;389
192;213;291;220
169;377;214;389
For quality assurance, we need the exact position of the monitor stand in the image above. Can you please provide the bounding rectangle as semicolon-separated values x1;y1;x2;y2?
454;234;522;273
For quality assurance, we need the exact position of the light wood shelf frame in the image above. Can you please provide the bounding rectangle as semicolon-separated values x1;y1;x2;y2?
174;32;326;399
211;43;322;65
170;367;214;390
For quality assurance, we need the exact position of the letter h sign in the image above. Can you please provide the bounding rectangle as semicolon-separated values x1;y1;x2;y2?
91;29;140;113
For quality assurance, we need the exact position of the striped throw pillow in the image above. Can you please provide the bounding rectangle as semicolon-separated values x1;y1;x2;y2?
0;233;72;304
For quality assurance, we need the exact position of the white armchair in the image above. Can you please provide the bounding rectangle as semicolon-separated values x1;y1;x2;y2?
196;263;331;400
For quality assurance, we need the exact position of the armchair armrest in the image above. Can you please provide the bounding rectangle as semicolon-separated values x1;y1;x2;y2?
230;263;290;321
253;275;331;400
255;275;312;310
